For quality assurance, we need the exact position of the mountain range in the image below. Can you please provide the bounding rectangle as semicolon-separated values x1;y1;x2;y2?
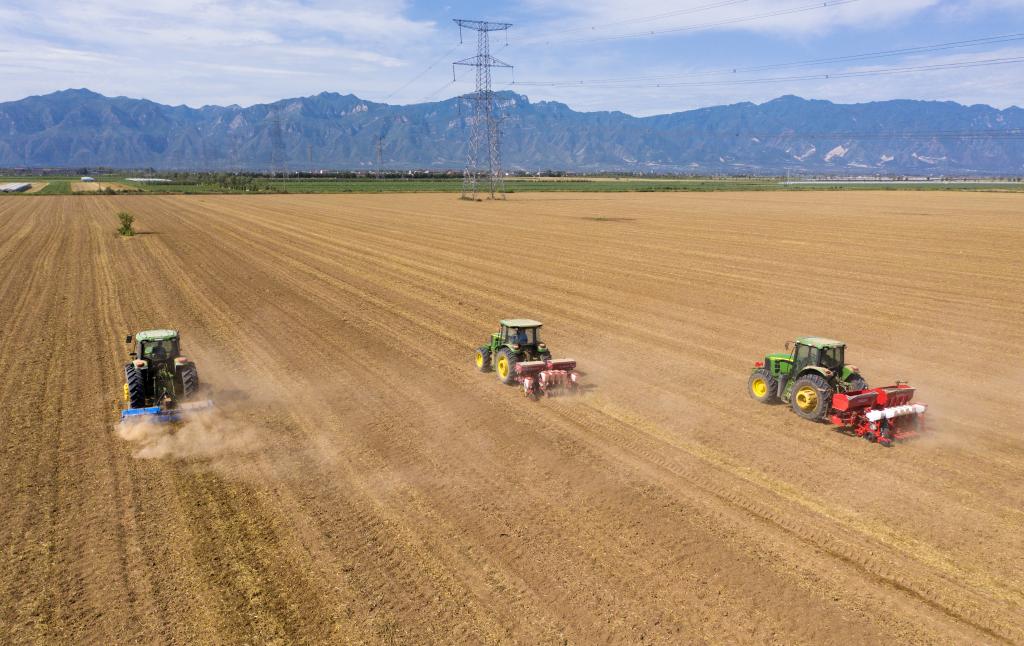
1;88;1022;175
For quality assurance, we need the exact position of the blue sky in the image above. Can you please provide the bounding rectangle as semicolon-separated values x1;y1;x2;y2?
1;1;1022;115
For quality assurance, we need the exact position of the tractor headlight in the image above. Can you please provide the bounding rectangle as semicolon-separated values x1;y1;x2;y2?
512;344;520;350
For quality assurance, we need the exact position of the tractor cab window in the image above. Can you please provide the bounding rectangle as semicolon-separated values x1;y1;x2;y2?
141;339;178;360
793;343;813;370
820;346;844;370
507;327;537;346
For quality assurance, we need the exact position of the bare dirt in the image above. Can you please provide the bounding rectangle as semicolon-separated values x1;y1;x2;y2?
0;192;1021;644
23;183;48;194
70;182;137;193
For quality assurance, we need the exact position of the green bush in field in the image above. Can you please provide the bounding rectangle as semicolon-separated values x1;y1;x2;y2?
117;211;135;236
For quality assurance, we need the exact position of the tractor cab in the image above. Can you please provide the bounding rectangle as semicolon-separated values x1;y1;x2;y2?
498;319;542;349
791;337;845;374
127;329;181;365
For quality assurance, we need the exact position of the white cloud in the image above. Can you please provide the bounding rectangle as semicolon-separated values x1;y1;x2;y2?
520;0;943;43
0;0;435;106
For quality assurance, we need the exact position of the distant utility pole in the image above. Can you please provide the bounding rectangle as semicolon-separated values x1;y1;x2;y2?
376;135;383;182
270;107;286;178
453;19;512;200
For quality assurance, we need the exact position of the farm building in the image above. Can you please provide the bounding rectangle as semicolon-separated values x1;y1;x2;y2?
80;176;95;182
0;182;31;193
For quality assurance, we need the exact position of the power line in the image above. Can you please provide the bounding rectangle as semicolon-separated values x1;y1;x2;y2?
648;129;1024;140
510;33;1024;86
521;0;860;46
550;0;755;36
382;43;463;103
511;55;1024;88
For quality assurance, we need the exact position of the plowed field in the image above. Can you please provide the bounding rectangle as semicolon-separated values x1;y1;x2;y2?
1;192;1022;644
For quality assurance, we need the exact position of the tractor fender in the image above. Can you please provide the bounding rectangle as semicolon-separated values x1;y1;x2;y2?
796;366;835;381
841;365;863;381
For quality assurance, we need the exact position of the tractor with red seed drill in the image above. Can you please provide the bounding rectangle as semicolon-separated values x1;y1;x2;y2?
475;319;580;399
749;336;926;446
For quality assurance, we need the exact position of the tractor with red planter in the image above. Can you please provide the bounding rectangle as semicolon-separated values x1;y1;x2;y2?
748;336;925;446
475;319;580;399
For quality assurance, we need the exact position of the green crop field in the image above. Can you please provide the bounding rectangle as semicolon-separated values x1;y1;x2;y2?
2;174;1021;195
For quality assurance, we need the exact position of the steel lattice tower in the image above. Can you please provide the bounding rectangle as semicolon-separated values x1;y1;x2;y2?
453;19;512;200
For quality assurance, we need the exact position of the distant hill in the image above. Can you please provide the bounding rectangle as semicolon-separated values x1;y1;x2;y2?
0;88;1021;174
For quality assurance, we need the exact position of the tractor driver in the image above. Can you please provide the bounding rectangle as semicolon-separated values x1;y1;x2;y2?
512;328;528;345
149;344;167;362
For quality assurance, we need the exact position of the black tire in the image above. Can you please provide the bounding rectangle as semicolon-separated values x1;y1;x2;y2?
495;347;518;386
124;363;146;409
748;368;779;404
845;374;868;391
475;346;492;372
789;373;834;421
178;363;199;400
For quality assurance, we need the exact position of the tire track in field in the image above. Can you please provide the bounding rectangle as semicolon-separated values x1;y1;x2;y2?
157;197;1007;641
178;193;1022;635
3;194;1022;643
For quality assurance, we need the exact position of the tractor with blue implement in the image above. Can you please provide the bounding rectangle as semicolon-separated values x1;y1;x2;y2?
121;329;212;422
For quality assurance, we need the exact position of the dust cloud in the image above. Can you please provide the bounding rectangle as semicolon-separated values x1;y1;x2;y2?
117;407;263;460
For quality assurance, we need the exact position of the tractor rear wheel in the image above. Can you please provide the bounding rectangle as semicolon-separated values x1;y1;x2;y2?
178;363;199;399
475;346;492;372
495;348;517;385
748;369;778;403
123;363;146;409
846;375;868;391
790;374;834;421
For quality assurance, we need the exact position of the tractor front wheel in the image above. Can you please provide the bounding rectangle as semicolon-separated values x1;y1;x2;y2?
495;348;517;385
790;374;834;421
748;369;778;403
475;346;492;372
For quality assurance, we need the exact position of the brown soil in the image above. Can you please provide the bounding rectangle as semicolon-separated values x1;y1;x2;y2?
0;192;1021;644
71;182;137;193
24;183;48;194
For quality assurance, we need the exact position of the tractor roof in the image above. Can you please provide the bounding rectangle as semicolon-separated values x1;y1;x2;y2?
500;318;542;328
136;329;179;342
796;336;845;349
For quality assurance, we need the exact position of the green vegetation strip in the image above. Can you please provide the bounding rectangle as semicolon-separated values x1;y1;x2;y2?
2;175;1021;195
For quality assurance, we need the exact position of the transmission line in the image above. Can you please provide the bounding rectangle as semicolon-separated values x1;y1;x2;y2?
511;55;1024;89
521;0;860;46
511;33;1024;86
382;43;463;103
550;0;755;36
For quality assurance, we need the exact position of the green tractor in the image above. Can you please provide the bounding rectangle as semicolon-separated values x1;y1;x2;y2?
748;337;868;421
475;319;553;385
121;329;207;422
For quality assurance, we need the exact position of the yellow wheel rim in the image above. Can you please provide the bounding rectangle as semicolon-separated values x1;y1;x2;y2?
123;383;130;402
475;351;484;368
497;357;509;379
795;386;818;411
751;378;767;398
